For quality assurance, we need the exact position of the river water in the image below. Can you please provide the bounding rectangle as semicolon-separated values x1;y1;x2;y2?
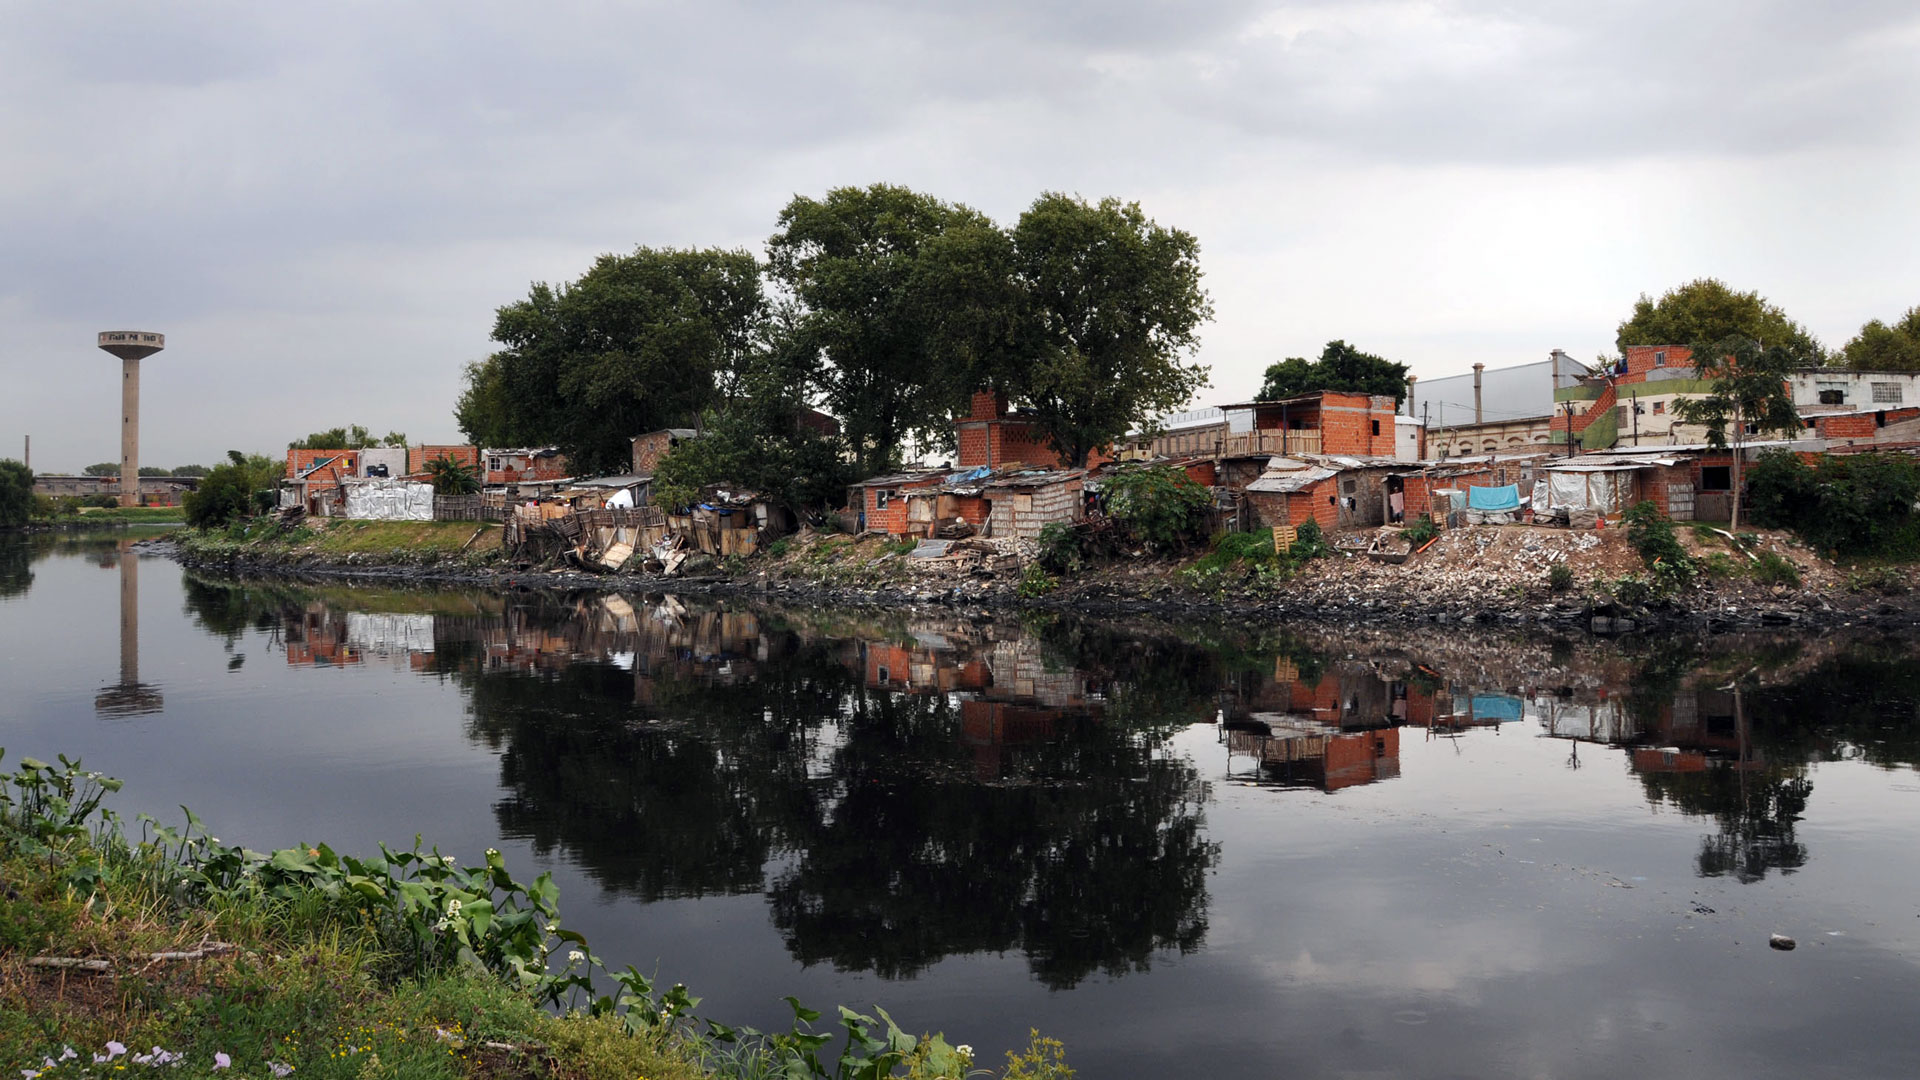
3;531;1919;1078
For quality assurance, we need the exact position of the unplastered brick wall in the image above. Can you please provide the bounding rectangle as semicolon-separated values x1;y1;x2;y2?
408;445;478;476
287;449;358;479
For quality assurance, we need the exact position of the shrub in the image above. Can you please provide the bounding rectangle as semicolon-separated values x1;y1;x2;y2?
1751;550;1801;587
1547;563;1574;592
1846;566;1908;595
1404;514;1437;548
1017;563;1058;598
767;538;791;559
1037;522;1083;575
1289;519;1327;561
1102;466;1212;552
1748;449;1920;557
1623;501;1696;593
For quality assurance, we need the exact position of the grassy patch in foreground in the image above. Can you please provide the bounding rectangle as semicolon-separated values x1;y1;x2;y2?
0;754;1070;1080
307;519;501;556
68;507;186;523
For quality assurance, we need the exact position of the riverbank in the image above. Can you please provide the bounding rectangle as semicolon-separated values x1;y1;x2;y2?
8;507;185;532
0;757;1061;1080
166;516;1920;631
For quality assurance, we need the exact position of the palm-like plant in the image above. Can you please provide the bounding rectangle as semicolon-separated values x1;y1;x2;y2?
424;455;481;496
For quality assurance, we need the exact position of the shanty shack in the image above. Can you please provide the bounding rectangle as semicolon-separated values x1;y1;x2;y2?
982;468;1085;539
853;471;953;536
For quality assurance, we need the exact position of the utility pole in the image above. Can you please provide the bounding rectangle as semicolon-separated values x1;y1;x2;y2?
1631;391;1639;446
1564;401;1577;457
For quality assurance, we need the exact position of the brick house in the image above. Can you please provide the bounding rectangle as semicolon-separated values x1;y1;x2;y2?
407;445;479;476
852;471;951;535
481;447;570;486
629;429;700;474
1219;392;1402;458
955;391;1109;469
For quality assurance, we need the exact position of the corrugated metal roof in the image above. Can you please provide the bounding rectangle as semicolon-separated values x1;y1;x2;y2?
1246;466;1338;493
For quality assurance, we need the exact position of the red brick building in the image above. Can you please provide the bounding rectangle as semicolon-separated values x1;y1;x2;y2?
955;391;1110;469
407;445;479;476
1222;392;1402;458
482;447;570;486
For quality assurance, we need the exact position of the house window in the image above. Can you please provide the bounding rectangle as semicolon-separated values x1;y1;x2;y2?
1654;350;1667;367
488;457;502;472
1701;466;1732;491
1371;419;1381;436
875;490;892;509
1652;401;1665;414
1342;478;1357;494
1818;388;1845;405
1872;382;1903;403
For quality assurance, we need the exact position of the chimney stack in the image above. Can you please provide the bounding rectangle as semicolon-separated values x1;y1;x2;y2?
1472;363;1485;425
1405;375;1417;418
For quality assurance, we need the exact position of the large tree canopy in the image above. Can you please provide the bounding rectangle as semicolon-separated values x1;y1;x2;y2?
1616;278;1822;358
1007;194;1212;467
288;425;407;450
1256;340;1407;404
0;459;31;528
767;184;1011;476
1837;306;1920;371
651;308;851;512
461;246;765;475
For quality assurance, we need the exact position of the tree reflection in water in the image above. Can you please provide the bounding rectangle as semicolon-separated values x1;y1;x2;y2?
168;579;1920;982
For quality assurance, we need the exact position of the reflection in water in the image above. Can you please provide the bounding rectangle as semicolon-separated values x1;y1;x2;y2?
94;540;162;717
171;574;1920;986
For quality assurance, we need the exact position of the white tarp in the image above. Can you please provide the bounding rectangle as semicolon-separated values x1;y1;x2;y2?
345;612;435;655
342;479;435;521
1542;470;1634;513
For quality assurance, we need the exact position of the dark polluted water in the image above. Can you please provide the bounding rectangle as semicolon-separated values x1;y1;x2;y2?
4;531;1920;1078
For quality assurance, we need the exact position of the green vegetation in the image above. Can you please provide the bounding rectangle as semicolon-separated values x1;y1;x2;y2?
423;455;481;496
1016;563;1059;598
1004;193;1212;467
1622;501;1698;595
1670;336;1811;532
184;452;281;530
0;753;1069;1080
1747;449;1920;558
1101;465;1212;552
1836;304;1920;371
0;459;30;528
288;425;407;450
180;519;501;566
1615;278;1823;359
1548;563;1575;592
463;248;764;476
1403;514;1437;548
1256;339;1408;406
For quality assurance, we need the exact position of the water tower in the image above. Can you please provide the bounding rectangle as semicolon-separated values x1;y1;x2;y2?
97;331;165;507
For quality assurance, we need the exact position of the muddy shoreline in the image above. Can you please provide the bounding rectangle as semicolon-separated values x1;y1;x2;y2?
160;540;1920;634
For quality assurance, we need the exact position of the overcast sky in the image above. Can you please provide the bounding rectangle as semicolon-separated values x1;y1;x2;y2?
3;1;1917;470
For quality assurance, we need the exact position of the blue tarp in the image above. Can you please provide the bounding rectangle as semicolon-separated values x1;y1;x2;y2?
1468;484;1521;511
1470;694;1525;722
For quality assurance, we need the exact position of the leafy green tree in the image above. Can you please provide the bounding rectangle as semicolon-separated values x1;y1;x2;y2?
1837;306;1920;370
423;455;481;496
1616;278;1822;358
652;332;850;513
287;425;406;450
1256;340;1407;404
453;356;520;448
82;462;119;477
1008;194;1212;467
768;184;1005;476
0;459;32;528
1671;336;1809;532
184;451;280;529
169;464;209;478
470;247;764;474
